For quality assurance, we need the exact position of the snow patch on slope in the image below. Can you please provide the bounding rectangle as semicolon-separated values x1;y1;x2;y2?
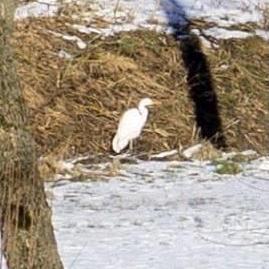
15;0;59;19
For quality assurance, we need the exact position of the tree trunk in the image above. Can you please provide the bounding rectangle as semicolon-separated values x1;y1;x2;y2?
0;0;64;268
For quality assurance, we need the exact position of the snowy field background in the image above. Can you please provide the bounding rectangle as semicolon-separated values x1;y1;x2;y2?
49;156;269;269
15;0;269;40
1;0;269;268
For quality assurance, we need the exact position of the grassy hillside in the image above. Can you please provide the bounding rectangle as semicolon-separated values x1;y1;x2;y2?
13;16;269;158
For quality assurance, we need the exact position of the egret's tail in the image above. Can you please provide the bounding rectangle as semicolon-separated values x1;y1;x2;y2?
112;134;120;153
112;134;129;153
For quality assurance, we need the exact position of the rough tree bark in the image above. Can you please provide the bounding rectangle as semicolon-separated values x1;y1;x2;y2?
0;0;64;268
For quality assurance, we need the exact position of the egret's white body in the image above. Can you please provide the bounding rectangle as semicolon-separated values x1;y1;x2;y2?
112;98;155;153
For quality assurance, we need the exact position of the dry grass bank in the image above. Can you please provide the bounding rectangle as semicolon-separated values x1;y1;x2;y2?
13;16;269;159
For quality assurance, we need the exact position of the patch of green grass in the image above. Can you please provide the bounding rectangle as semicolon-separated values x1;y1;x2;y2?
214;160;242;175
117;36;139;57
144;36;162;54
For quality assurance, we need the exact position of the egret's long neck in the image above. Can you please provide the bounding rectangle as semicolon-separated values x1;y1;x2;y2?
138;104;148;116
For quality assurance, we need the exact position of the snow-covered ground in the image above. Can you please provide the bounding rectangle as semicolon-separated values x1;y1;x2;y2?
15;0;269;41
1;156;269;268
50;156;269;269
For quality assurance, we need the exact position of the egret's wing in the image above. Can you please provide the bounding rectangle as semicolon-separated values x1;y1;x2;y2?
112;134;129;153
115;136;129;153
116;108;143;141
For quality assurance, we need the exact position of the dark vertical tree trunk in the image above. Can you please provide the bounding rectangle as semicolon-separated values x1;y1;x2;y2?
0;0;64;268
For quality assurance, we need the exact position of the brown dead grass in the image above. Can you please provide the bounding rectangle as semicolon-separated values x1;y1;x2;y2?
12;16;269;159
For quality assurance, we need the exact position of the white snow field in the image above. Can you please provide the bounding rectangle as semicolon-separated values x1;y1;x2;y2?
50;157;269;269
15;0;269;40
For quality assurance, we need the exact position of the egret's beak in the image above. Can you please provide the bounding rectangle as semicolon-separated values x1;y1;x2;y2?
152;100;162;106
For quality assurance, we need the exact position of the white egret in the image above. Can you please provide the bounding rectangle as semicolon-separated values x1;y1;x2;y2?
112;98;159;154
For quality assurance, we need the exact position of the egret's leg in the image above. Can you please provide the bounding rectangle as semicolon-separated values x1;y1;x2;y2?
129;140;133;152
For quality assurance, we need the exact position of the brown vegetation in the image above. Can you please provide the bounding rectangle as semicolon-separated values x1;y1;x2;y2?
13;16;269;160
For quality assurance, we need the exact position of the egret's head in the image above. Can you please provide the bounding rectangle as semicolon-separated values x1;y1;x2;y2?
139;97;161;108
139;97;154;107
